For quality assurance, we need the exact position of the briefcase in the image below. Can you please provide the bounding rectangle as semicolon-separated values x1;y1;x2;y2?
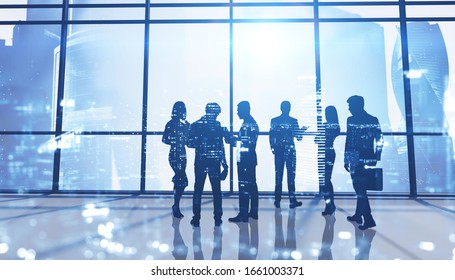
365;167;383;191
354;166;383;191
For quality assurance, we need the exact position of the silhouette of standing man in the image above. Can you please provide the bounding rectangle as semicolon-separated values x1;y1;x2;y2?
188;103;228;227
162;101;190;219
229;101;259;223
270;101;307;208
344;95;383;230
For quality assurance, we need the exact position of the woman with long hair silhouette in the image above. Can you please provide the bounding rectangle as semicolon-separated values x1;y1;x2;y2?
163;101;190;218
316;106;340;215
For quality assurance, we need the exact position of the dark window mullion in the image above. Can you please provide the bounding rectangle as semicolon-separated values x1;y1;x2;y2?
52;0;70;193
314;0;324;195
229;0;234;193
140;0;151;193
399;0;417;198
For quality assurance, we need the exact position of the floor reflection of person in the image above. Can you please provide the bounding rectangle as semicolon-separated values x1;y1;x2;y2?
344;95;383;230
192;226;223;260
162;101;190;219
350;220;376;260
237;219;259;260
192;228;204;260
315;106;340;216
318;215;336;260
171;217;188;260
273;208;297;260
212;227;223;260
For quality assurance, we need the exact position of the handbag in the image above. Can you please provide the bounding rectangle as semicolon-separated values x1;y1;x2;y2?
354;164;383;191
364;167;383;191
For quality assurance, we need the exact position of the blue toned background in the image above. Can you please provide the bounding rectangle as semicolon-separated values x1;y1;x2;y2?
0;0;454;195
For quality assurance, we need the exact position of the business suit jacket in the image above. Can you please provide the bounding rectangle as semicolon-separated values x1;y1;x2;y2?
269;114;303;152
344;111;383;169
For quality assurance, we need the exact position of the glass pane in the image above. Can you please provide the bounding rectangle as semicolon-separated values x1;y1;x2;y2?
234;7;313;19
0;0;61;3
320;22;406;133
232;136;319;193
62;24;144;132
415;136;455;194
320;0;396;2
60;135;141;191
231;135;410;194
69;8;145;20
150;8;229;20
148;24;229;131
233;22;316;132
319;6;399;19
233;22;317;193
69;0;144;3
0;10;26;23
146;136;231;192
151;0;227;3
235;0;311;2
406;5;455;17
405;22;454;136
0;135;53;191
0;9;61;21
331;135;410;193
0;24;61;131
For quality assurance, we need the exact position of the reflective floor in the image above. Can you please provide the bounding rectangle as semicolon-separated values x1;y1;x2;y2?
0;194;454;260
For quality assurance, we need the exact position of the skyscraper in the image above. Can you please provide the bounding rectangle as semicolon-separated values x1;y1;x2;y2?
392;22;454;192
0;1;60;190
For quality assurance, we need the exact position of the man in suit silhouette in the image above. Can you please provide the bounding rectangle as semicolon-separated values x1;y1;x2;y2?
344;95;383;230
187;102;228;227
270;101;307;208
229;101;259;223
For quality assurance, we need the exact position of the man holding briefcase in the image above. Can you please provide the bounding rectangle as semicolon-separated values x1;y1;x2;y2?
344;95;383;230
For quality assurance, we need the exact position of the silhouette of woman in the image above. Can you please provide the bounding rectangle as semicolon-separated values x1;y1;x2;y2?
163;101;190;218
315;106;340;215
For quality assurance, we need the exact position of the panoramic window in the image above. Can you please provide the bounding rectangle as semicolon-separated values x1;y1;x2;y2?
0;0;454;195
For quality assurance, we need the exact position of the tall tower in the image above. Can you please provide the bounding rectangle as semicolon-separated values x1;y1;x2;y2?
26;0;62;21
0;1;61;190
392;22;454;192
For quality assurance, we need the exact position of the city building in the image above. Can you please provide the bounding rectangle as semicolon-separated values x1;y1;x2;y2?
0;0;454;261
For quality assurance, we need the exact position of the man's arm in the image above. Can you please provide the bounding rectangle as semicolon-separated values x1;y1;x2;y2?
242;123;259;150
293;119;304;141
374;118;384;161
269;120;276;153
220;130;229;178
187;123;197;148
344;119;353;172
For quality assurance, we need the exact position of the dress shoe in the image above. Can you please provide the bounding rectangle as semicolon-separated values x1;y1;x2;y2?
290;201;303;209
248;212;258;220
346;215;362;224
358;219;376;230
228;214;248;223
190;218;200;228
274;201;281;208
172;205;184;219
321;205;336;216
215;218;222;227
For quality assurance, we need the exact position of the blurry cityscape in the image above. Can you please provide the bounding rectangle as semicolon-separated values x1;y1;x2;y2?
0;1;453;193
0;3;60;190
392;22;455;192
